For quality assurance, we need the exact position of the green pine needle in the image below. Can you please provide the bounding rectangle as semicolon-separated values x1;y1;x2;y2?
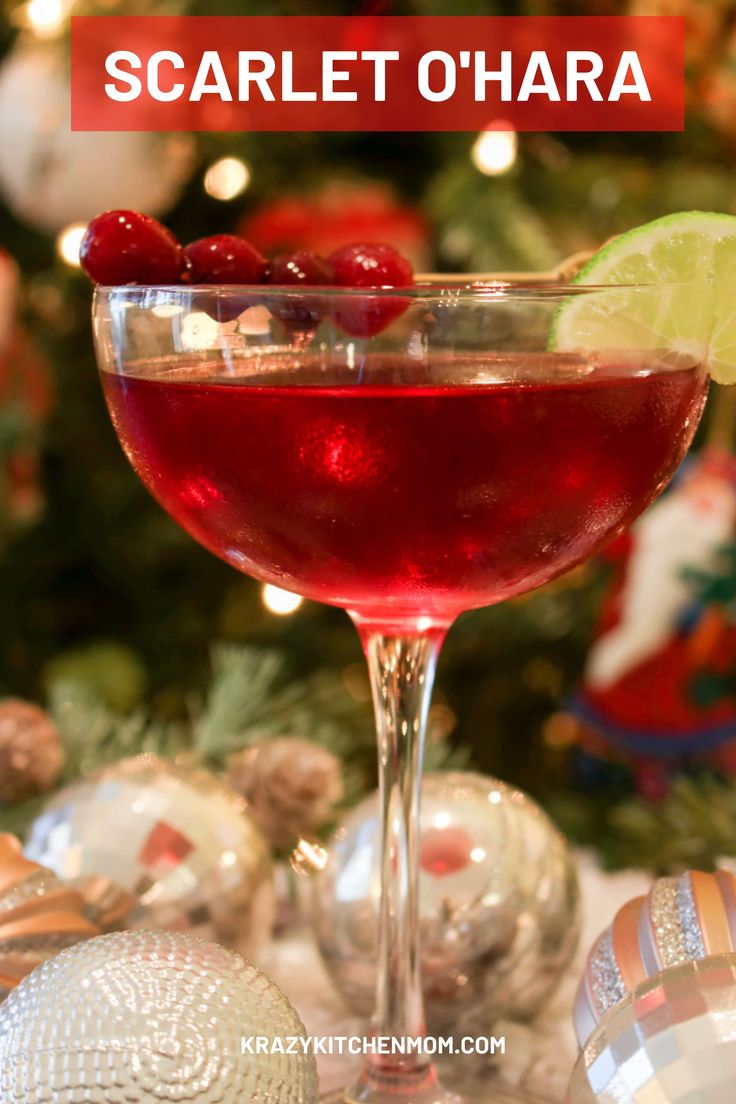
193;643;374;763
609;775;736;871
0;640;475;841
551;774;736;873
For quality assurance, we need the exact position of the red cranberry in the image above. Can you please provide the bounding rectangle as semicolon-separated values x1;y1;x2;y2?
328;242;414;337
329;242;413;289
184;235;266;285
267;250;334;336
268;250;334;286
80;210;185;286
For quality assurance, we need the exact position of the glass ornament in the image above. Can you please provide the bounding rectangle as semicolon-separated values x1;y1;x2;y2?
313;771;579;1033
26;755;275;955
568;954;736;1104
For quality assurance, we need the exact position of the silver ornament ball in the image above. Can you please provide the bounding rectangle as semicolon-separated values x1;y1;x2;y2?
0;43;194;232
25;754;275;955
313;770;579;1032
0;929;318;1104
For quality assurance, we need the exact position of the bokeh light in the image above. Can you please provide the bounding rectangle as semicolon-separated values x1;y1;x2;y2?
471;126;518;176
204;157;251;201
261;584;303;615
25;0;65;36
56;222;87;267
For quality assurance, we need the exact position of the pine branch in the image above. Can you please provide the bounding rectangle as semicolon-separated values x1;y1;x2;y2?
608;775;736;872
426;161;562;272
48;678;188;780
684;542;736;605
0;643;474;841
193;644;287;756
192;644;469;800
193;644;374;762
425;734;474;773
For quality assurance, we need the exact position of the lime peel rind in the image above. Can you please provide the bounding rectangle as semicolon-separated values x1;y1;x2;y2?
550;211;736;385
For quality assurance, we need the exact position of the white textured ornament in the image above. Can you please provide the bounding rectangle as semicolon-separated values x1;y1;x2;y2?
0;929;319;1104
0;42;194;232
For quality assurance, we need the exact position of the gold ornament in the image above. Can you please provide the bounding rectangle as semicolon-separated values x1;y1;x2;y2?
0;698;64;803
227;737;344;848
26;755;275;955
74;875;136;933
0;833;98;999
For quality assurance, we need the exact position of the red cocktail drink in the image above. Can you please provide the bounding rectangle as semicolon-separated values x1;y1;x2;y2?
93;280;708;1104
103;355;705;628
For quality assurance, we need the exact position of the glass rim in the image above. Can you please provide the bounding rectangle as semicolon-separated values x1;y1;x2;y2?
93;278;699;303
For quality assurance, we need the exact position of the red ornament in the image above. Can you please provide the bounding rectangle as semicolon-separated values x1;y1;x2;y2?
239;182;430;273
0;327;52;527
0;250;51;530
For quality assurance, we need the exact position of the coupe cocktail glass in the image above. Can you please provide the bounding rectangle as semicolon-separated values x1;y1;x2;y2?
93;281;707;1104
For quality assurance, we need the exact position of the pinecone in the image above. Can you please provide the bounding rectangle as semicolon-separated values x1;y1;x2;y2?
0;699;64;803
227;737;343;848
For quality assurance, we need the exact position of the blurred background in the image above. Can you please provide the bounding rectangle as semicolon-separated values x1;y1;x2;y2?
0;0;735;867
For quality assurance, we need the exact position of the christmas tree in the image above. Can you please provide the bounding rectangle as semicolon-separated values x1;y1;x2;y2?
0;0;734;864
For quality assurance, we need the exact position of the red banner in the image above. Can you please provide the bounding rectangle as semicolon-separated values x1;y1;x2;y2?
70;15;684;133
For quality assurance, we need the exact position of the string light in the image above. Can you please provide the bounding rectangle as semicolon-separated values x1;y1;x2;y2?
25;0;65;37
471;125;518;176
56;222;87;268
261;584;303;616
204;157;251;201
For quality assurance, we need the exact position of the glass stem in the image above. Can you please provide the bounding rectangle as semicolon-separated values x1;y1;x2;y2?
349;624;447;1103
